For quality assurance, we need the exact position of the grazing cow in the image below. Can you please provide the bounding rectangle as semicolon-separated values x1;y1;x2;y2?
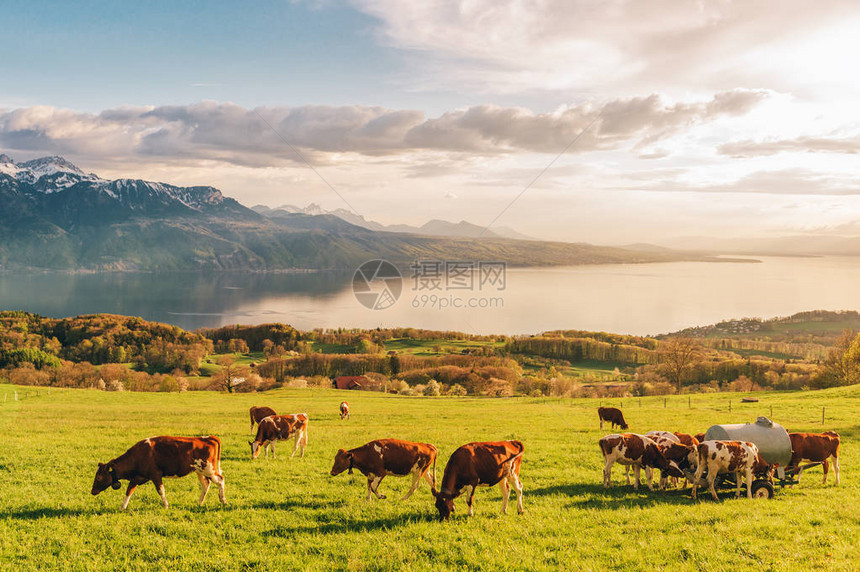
433;441;525;521
646;431;696;489
599;433;684;491
598;407;629;430
330;439;437;501
788;431;841;485
691;440;772;501
249;414;309;459
91;436;226;510
340;401;350;421
249;406;277;431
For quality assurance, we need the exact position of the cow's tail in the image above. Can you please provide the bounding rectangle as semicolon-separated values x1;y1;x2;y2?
505;441;525;474
430;445;438;494
210;435;224;478
301;415;309;447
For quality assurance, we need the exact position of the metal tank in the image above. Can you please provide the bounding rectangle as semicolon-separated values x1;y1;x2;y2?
703;416;792;466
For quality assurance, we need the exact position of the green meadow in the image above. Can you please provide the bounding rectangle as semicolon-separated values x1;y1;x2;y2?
0;384;858;571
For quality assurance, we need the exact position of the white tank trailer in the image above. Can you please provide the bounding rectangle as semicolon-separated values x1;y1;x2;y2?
703;416;793;466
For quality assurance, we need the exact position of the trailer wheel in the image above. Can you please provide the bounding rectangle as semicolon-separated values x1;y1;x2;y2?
751;480;774;499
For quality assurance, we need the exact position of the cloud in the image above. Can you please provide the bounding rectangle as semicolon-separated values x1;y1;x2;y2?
350;0;859;97
0;92;765;167
621;168;860;196
718;136;860;158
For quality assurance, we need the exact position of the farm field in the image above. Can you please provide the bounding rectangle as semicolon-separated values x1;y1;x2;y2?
1;385;858;571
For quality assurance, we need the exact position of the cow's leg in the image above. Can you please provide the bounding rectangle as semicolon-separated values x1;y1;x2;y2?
500;478;511;514
745;469;753;498
371;476;386;499
707;475;719;502
269;441;276;459
509;471;525;514
833;454;840;485
466;485;477;516
197;473;211;505
600;418;604;429
402;467;423;501
152;475;168;508
365;475;375;501
624;465;631;486
602;458;613;488
633;465;641;490
822;458;829;484
121;482;139;511
645;466;655;491
421;463;436;492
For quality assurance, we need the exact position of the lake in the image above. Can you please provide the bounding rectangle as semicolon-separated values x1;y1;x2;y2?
2;256;859;335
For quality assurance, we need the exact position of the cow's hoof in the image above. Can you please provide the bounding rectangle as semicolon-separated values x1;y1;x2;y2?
378;494;387;500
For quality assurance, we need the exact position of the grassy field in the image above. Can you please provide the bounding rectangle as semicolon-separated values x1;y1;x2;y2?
1;385;858;571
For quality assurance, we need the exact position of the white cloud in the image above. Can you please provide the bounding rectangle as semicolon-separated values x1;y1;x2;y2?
351;0;860;98
0;91;766;168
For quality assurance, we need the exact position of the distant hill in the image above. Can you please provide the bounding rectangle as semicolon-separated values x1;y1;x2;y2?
253;203;535;240
0;154;712;271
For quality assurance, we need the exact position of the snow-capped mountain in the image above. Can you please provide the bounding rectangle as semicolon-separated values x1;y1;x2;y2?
0;154;102;190
0;154;254;221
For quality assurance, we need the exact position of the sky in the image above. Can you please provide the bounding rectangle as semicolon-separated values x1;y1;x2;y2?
1;0;859;245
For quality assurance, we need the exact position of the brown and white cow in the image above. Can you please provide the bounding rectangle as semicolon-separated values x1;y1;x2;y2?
330;439;437;501
674;432;700;448
788;431;841;485
433;441;524;521
691;440;772;501
339;401;350;421
249;405;277;431
249;413;309;459
91;435;226;510
599;433;684;491
598;407;628;430
646;431;697;489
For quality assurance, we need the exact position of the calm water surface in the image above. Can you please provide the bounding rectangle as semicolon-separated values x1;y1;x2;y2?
1;256;858;335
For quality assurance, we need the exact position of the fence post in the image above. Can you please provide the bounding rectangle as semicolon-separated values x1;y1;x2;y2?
620;400;622;408
688;396;691;409
822;407;825;424
639;398;642;408
14;391;18;401
729;400;731;413
770;405;773;418
664;398;667;409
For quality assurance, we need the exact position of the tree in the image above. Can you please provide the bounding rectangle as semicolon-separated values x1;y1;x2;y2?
817;329;860;388
212;355;250;393
658;336;701;394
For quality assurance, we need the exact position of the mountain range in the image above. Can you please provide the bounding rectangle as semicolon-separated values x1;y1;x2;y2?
0;154;714;271
251;204;535;240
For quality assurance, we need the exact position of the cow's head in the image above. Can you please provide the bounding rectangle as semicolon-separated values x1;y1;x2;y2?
620;421;629;430
753;454;774;479
249;440;262;460
91;462;121;495
330;449;353;476
643;443;685;478
432;490;456;521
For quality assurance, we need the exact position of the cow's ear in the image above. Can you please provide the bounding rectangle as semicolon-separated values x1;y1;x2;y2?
98;462;105;468
248;440;253;445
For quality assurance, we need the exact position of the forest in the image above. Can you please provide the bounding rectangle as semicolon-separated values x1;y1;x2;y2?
1;310;858;396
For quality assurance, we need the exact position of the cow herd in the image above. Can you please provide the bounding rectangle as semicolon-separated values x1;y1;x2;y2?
91;402;842;519
596;406;842;502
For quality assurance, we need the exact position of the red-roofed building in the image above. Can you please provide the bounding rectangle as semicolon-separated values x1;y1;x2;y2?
333;375;365;390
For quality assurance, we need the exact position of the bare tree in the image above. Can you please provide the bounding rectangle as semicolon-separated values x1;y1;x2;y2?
212;355;249;393
658;336;701;394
